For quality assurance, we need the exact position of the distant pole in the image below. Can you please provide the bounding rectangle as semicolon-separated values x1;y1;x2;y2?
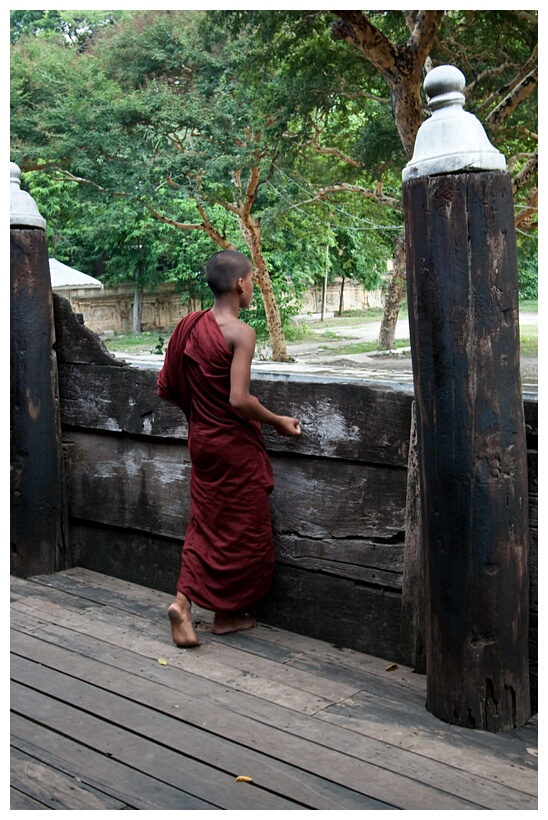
321;224;329;321
402;67;530;731
10;162;68;576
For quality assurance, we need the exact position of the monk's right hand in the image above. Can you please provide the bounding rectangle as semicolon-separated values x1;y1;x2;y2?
274;416;301;437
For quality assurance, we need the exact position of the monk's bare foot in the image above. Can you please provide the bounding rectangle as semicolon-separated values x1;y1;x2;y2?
168;596;201;647
212;611;256;635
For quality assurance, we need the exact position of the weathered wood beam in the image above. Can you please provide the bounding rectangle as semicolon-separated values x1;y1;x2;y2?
403;67;530;731
10;163;69;577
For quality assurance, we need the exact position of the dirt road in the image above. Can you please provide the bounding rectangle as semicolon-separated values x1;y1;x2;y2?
259;312;539;393
115;313;538;394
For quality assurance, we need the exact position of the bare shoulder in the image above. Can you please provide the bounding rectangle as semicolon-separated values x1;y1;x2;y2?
225;318;255;347
216;316;255;353
234;319;255;341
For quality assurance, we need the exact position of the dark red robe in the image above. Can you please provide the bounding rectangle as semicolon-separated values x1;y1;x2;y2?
157;310;275;613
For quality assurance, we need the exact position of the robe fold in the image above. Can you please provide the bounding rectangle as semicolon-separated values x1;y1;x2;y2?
157;310;275;613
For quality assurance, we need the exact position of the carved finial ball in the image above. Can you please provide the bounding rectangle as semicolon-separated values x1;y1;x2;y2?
10;160;47;229
10;161;22;184
424;65;465;100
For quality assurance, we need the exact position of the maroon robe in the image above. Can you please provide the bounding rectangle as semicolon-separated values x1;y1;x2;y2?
157;310;275;613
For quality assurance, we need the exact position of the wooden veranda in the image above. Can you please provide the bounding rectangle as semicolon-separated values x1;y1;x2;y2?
10;568;537;811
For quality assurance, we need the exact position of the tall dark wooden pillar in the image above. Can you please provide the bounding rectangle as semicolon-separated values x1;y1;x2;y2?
10;163;68;577
404;171;530;731
402;67;530;732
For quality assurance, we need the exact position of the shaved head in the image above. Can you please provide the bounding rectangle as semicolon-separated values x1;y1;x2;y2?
205;250;253;296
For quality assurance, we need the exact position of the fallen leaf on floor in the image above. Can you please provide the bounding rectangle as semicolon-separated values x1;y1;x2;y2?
235;776;253;783
157;658;168;666
385;663;398;671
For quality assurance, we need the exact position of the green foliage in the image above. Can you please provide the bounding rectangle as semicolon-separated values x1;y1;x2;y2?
10;9;128;46
150;335;166;355
518;252;538;301
240;278;302;342
23;169;221;295
354;109;406;177
327;224;393;291
11;8;537;343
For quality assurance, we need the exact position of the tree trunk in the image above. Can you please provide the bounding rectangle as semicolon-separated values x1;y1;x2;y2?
254;267;288;361
338;276;345;316
133;285;143;334
321;234;329;321
320;273;327;321
238;214;288;361
378;233;406;350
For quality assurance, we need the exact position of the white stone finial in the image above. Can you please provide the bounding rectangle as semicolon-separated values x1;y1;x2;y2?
402;65;506;182
10;162;47;229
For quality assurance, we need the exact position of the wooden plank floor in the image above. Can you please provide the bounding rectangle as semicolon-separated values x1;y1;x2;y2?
11;569;538;811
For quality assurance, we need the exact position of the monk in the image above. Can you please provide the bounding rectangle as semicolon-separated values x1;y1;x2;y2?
157;250;301;647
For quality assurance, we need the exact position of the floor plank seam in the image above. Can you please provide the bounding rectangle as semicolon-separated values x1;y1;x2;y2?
11;695;356;810
11;630;538;780
11;573;538;810
12;672;535;807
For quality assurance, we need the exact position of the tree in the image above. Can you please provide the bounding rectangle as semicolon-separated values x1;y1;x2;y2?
10;9;128;46
25;169;226;328
11;11;314;360
12;10;537;355
329;11;538;344
231;10;537;346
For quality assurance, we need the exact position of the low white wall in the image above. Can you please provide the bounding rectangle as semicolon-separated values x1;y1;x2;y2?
54;279;384;334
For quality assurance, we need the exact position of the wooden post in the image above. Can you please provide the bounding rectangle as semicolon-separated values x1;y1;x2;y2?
402;68;530;731
10;162;69;577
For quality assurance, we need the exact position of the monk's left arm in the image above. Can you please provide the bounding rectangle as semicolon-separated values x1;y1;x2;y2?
229;325;300;436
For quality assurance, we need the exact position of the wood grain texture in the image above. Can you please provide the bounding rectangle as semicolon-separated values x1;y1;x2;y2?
10;570;537;810
404;171;530;730
11;231;66;578
51;290;538;709
56;360;415;467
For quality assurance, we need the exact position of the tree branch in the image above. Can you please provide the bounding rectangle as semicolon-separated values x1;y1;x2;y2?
486;65;538;131
56;170;130;200
406;10;445;66
141;202;206;232
331;11;398;76
291;182;399;209
242;163;261;220
513;11;538;25
213;192;241;216
336;88;390;105
141;200;235;249
514;188;537;230
511;153;538;195
195;202;235;248
303;124;364;168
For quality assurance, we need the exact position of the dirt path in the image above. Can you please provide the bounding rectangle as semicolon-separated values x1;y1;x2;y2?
269;312;538;392
115;313;538;393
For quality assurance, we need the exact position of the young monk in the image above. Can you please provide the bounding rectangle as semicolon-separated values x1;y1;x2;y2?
157;250;301;646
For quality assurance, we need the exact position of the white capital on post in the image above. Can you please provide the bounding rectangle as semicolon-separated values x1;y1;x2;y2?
10;162;47;229
402;65;506;182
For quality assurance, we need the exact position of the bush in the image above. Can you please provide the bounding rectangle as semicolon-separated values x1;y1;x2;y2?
519;260;538;301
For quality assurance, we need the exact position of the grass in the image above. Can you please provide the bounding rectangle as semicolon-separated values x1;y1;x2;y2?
519;325;538;357
324;339;411;356
104;331;168;355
